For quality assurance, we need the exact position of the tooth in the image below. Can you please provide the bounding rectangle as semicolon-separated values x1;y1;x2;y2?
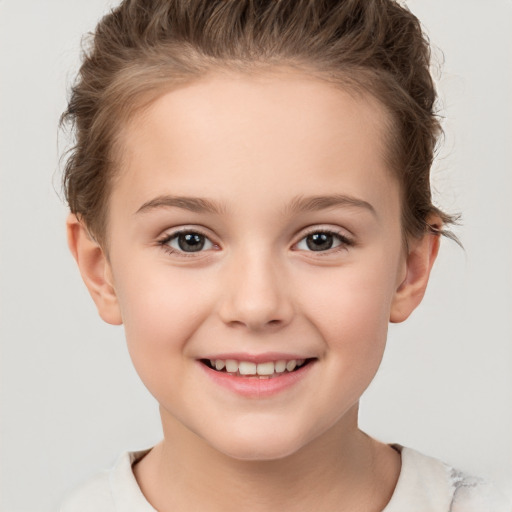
275;360;286;373
215;360;225;371
286;360;297;372
297;359;305;366
239;361;257;375
210;359;215;367
257;362;275;376
225;359;238;373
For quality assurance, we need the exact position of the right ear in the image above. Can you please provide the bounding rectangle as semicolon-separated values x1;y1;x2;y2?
66;214;122;325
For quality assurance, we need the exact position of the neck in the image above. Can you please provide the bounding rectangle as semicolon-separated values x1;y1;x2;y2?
133;406;401;512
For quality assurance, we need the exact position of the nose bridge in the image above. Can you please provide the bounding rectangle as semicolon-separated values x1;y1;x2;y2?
218;244;293;330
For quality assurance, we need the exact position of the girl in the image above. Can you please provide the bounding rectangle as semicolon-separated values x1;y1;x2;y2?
58;0;509;510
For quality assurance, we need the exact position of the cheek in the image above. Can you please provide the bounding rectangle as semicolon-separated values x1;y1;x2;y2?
112;263;215;372
300;261;397;355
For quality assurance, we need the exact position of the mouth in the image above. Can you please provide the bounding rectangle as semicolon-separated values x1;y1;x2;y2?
200;358;315;379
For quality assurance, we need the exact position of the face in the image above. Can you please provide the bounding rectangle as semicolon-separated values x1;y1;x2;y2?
101;70;409;460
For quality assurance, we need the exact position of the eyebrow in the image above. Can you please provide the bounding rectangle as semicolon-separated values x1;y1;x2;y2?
285;194;377;217
135;195;226;215
135;193;376;217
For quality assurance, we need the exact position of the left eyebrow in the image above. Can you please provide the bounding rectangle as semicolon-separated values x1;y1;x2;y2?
135;195;227;215
285;194;377;217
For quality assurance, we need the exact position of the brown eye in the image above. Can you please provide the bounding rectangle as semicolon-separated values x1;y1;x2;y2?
167;232;213;253
305;233;335;251
296;230;351;252
178;233;205;252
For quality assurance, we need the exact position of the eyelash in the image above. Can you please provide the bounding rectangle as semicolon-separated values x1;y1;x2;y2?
296;228;354;255
157;227;354;258
157;229;216;258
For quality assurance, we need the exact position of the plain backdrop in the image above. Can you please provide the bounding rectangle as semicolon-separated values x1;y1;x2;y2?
1;1;511;510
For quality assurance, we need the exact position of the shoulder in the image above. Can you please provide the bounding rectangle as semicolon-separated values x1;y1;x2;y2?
384;445;511;512
449;467;511;512
58;449;155;512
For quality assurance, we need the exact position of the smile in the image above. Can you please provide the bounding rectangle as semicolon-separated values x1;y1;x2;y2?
201;358;314;378
198;356;317;397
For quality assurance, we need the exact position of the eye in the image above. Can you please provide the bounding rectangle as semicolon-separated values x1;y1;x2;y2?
160;231;214;253
296;230;352;252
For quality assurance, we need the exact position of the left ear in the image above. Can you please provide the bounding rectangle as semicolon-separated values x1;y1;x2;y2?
66;213;123;326
390;221;441;323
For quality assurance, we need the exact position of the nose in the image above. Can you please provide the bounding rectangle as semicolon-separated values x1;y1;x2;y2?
217;249;294;332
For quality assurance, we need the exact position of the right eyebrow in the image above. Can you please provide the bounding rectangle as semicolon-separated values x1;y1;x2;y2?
135;195;227;215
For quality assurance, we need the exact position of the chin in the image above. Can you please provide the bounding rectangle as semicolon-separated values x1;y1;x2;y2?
205;426;313;462
219;442;301;462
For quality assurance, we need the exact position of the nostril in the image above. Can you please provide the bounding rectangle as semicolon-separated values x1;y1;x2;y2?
226;318;283;330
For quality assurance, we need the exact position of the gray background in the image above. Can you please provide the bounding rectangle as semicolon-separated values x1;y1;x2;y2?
1;1;511;510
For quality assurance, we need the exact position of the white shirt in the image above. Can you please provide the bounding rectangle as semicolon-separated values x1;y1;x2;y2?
59;445;510;511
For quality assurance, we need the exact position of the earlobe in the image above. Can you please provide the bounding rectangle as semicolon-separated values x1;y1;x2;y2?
66;214;123;325
390;225;441;323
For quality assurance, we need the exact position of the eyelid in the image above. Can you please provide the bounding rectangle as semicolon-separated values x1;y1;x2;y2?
293;226;354;253
157;226;219;257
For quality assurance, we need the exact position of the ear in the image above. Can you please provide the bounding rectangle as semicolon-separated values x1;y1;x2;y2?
66;214;123;325
390;221;441;323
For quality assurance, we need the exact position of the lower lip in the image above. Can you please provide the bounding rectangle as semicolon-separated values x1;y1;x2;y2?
198;361;315;398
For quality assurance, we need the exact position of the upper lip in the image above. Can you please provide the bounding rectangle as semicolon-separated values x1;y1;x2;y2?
199;352;315;363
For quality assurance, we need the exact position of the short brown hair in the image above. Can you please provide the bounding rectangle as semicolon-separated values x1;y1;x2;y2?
61;0;457;247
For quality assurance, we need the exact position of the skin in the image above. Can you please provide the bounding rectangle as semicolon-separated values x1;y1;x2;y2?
68;68;440;511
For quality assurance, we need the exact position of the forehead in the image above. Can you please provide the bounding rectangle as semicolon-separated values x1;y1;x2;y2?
112;69;399;220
